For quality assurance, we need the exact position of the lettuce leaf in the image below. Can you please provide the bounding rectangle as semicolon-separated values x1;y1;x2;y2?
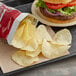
36;0;55;13
57;6;76;15
36;0;46;8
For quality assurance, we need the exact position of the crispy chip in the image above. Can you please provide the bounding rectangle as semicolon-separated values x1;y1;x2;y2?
21;25;53;51
11;16;36;49
42;39;70;59
12;50;39;66
22;25;53;51
11;39;25;49
22;37;38;51
26;45;42;57
11;21;25;48
22;18;36;44
13;23;25;40
35;25;52;44
52;29;72;45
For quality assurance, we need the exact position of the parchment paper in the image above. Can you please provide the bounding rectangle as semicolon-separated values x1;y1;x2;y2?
0;27;68;73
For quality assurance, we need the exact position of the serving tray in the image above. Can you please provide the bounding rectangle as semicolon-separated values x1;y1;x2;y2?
0;2;76;76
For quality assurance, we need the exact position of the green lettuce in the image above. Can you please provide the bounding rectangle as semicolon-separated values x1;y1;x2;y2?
36;0;76;15
57;6;76;15
36;0;55;13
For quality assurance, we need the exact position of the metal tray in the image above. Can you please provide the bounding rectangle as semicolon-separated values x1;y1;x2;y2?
1;2;76;76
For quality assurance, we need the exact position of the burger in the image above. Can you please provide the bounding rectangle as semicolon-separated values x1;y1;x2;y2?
35;0;76;25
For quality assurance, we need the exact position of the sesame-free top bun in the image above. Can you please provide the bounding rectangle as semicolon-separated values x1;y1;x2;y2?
42;0;72;4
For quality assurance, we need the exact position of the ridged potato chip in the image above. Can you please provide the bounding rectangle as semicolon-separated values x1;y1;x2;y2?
12;50;39;66
42;39;70;59
52;29;72;45
26;45;42;57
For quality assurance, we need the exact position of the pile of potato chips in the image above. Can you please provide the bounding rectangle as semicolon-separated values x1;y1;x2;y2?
11;16;72;66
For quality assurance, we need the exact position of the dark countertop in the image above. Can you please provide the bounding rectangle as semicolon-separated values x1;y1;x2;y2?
10;56;76;76
0;56;76;76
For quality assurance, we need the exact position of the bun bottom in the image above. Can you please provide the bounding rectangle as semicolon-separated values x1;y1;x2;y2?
40;12;76;24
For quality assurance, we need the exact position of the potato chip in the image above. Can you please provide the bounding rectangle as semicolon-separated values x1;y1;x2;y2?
35;25;52;44
12;50;39;66
11;40;25;49
26;45;42;57
22;25;53;51
22;37;38;51
11;21;26;48
11;16;37;49
46;26;55;38
13;23;25;40
52;29;72;45
42;39;70;59
22;18;36;44
21;25;53;51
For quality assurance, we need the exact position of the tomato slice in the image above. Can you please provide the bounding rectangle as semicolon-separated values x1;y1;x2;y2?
45;2;67;9
45;0;76;9
67;0;76;7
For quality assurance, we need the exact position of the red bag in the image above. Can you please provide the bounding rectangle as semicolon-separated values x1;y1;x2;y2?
0;2;32;44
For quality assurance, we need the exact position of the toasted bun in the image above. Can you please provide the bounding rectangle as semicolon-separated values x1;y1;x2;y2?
42;0;72;4
32;0;76;27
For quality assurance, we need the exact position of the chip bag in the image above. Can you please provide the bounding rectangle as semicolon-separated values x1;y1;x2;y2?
0;2;37;45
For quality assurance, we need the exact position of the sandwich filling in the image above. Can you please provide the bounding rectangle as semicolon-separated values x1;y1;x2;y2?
36;0;76;20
